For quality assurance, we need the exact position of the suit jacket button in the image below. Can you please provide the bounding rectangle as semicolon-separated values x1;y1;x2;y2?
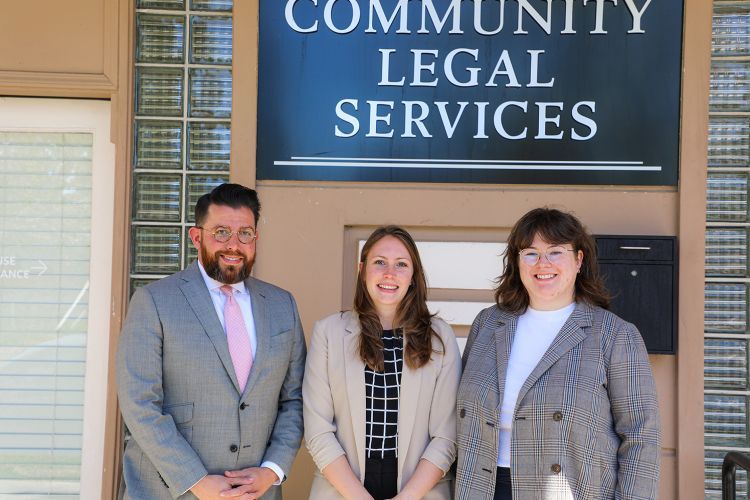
552;411;563;421
230;444;238;453
240;403;247;410
551;464;561;474
460;408;466;418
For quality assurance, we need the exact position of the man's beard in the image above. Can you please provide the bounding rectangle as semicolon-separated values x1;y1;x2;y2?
200;242;254;284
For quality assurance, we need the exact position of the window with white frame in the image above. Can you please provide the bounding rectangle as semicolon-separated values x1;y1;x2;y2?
0;98;114;498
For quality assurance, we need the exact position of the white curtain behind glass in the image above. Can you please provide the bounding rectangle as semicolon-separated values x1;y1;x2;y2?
0;131;93;498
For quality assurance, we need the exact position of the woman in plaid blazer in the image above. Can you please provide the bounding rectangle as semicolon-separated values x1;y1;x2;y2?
456;208;660;500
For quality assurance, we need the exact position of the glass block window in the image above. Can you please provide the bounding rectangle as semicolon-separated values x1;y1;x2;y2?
708;117;750;169
191;16;232;64
706;228;749;276
707;450;749;499
188;122;230;170
706;394;749;446
706;283;749;333
707;3;750;497
131;1;232;295
714;4;750;58
134;121;183;169
707;173;749;221
136;14;185;64
706;338;749;389
711;61;750;113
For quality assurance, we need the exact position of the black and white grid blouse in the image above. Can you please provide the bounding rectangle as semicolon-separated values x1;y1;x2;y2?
364;329;404;459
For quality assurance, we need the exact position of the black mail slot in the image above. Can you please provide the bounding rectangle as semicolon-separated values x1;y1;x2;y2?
595;236;677;354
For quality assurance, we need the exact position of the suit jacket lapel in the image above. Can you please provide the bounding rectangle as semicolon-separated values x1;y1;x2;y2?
179;262;240;392
495;311;515;408
516;302;592;405
242;277;269;399
343;314;367;477
398;346;420;489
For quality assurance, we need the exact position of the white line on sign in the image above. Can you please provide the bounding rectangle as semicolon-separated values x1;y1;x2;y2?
274;160;662;171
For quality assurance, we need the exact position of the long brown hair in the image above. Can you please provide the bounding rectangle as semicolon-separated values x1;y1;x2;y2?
353;226;443;371
495;208;610;313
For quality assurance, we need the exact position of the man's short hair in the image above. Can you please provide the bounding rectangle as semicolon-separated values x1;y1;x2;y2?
194;183;261;226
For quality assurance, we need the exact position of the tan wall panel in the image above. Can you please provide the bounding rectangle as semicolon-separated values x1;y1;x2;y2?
660;452;677;500
254;185;677;325
652;355;677;452
0;0;103;73
231;0;257;188
677;0;712;496
0;0;117;97
102;1;134;497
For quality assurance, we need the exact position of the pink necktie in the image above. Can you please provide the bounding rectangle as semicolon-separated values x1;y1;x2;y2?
220;285;253;392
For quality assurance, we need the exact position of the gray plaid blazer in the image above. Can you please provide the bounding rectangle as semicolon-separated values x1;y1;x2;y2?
455;302;660;500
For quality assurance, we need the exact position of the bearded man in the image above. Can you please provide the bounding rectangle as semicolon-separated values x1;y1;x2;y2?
117;183;305;499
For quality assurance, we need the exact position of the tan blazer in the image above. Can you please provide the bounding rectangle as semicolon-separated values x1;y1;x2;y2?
303;311;461;500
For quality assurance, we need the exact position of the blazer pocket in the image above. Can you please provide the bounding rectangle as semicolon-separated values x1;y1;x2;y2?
271;328;292;338
164;402;193;425
269;329;294;356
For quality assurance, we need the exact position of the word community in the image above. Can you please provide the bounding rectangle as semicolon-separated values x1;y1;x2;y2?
284;0;654;142
285;0;653;36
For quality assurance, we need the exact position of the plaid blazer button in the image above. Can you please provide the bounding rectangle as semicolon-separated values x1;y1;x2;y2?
552;411;563;421
460;408;466;418
551;464;561;474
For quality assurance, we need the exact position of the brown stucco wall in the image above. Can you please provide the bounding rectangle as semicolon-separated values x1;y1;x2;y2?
0;0;709;497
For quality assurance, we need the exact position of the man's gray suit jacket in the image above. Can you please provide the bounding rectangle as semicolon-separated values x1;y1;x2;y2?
116;262;306;499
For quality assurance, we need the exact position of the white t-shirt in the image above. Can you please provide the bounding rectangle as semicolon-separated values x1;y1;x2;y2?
497;302;576;467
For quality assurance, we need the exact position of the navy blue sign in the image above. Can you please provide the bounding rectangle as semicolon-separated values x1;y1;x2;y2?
257;0;682;185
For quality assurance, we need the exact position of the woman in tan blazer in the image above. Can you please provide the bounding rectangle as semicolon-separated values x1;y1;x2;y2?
303;225;461;500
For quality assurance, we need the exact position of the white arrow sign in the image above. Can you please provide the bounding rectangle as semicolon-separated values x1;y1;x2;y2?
30;260;47;276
